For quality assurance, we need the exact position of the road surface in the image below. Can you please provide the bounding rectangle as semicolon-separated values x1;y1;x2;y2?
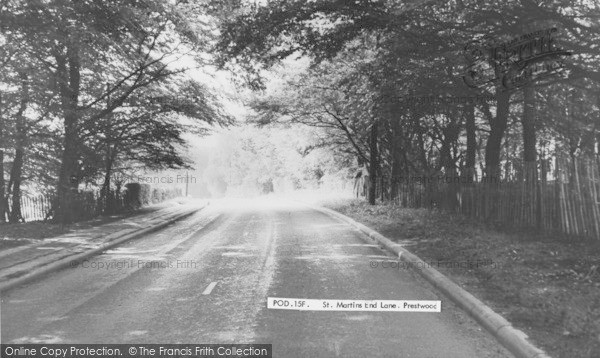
1;198;511;358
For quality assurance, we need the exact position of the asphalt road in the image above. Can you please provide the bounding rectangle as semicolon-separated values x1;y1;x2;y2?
1;198;512;358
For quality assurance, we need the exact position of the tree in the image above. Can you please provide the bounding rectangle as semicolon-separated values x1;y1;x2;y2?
86;79;230;213
3;0;229;222
216;0;599;191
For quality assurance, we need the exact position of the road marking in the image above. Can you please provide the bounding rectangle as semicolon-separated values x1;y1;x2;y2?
202;281;218;295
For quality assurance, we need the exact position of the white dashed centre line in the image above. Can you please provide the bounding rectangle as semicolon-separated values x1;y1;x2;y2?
202;282;218;295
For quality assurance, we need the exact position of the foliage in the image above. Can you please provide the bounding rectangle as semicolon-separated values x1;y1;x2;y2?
0;0;232;222
216;0;600;203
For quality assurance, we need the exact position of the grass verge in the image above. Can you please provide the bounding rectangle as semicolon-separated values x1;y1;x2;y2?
319;197;600;358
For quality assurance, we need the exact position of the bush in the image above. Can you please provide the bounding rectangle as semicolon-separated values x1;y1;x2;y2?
152;188;160;203
60;191;98;222
139;184;152;206
125;183;180;209
124;183;143;209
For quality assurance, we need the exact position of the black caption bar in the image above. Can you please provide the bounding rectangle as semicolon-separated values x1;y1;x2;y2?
1;344;272;358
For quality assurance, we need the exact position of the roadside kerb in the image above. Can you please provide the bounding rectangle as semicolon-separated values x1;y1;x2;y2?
0;207;202;293
308;203;551;358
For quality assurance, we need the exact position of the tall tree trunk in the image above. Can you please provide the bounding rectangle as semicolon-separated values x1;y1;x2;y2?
9;72;29;223
0;91;6;223
522;85;540;227
100;83;115;214
55;45;81;224
483;90;510;221
485;91;510;180
368;119;378;205
522;85;537;166
441;123;460;174
100;154;112;214
415;119;430;173
464;102;477;182
390;116;402;201
9;148;24;223
441;121;460;211
100;145;118;214
0;149;5;223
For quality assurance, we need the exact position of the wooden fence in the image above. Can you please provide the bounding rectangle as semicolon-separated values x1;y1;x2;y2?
376;157;600;240
5;192;116;223
3;186;183;223
7;195;53;222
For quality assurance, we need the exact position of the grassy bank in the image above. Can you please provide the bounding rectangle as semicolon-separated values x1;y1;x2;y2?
318;198;600;358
